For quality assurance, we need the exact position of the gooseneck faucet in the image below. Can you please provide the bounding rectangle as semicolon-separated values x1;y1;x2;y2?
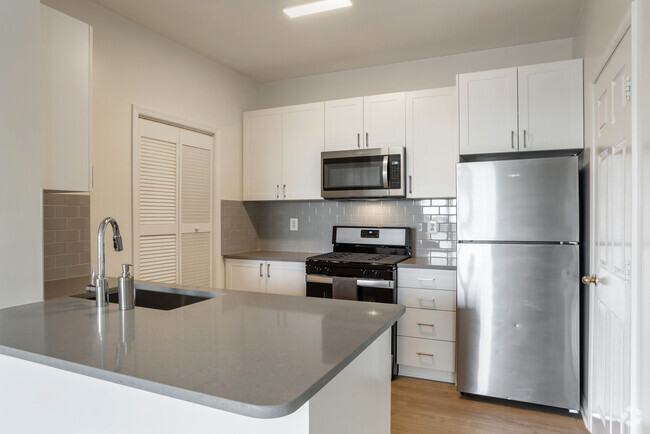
96;217;123;307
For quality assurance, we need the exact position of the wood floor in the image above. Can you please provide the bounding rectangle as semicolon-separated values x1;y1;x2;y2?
391;376;588;434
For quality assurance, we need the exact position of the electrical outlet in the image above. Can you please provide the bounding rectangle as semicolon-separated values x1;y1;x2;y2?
290;218;298;231
426;221;438;234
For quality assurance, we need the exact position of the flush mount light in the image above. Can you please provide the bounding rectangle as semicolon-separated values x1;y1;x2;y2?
283;0;352;18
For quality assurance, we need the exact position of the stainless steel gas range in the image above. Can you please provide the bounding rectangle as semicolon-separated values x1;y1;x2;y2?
305;226;412;377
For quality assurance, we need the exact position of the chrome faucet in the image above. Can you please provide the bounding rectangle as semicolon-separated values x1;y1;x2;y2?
96;217;123;308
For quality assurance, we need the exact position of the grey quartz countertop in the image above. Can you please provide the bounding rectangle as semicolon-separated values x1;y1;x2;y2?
398;258;457;270
223;250;319;262
0;282;403;419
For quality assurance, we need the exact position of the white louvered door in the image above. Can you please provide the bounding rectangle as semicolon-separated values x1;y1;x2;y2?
134;118;213;287
179;129;212;287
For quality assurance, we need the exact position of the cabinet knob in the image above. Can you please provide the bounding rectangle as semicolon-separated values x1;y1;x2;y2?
582;275;599;285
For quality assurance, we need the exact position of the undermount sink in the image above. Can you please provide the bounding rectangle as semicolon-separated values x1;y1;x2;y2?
74;285;219;311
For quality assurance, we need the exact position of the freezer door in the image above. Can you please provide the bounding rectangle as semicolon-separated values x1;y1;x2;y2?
457;156;579;242
456;243;580;410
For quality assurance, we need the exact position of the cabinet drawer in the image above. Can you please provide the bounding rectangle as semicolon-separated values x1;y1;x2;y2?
397;308;455;341
398;268;456;290
398;288;456;311
398;337;455;372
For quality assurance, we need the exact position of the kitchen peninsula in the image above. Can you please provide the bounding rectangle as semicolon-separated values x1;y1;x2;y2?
0;283;403;433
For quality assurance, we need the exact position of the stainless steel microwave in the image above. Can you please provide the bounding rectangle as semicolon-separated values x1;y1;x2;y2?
321;147;406;199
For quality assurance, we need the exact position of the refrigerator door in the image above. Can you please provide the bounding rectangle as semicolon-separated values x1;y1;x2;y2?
457;243;580;410
457;156;579;242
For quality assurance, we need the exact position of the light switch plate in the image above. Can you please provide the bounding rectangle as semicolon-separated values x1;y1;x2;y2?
426;221;438;234
290;218;298;231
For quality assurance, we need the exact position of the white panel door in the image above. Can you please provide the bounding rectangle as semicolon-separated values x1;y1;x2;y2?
518;59;584;151
179;129;213;288
243;108;282;201
134;119;179;283
363;92;405;149
40;5;92;192
405;87;458;198
588;29;632;434
281;103;324;200
265;261;306;296
225;259;266;293
324;97;364;151
459;67;518;155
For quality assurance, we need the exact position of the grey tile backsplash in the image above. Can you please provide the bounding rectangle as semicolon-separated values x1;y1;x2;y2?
221;199;457;266
43;192;91;281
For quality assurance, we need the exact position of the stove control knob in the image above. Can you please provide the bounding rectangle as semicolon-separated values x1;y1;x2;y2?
374;270;381;278
325;267;332;275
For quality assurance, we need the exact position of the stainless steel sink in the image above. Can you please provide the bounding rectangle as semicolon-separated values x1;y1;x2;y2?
73;285;221;311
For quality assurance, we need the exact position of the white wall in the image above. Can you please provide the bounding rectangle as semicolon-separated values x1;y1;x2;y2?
257;38;573;108
0;0;43;308
42;0;259;280
571;0;631;417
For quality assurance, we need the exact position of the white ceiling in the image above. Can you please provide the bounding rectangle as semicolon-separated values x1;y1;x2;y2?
87;0;584;82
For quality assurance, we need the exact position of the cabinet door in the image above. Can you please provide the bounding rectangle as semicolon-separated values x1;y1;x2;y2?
41;5;92;191
281;103;324;200
324;97;364;151
363;92;406;149
405;88;458;198
518;59;583;151
225;259;266;293
243;108;282;201
459;67;518;155
265;261;306;296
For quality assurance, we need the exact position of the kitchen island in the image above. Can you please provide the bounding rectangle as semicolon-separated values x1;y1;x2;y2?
0;283;403;433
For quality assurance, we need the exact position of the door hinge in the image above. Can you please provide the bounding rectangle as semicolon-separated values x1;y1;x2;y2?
625;262;631;284
626;77;631;101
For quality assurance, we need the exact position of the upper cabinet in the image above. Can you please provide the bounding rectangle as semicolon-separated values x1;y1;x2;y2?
41;5;93;191
458;59;583;155
324;93;405;151
405;87;458;199
243;103;323;201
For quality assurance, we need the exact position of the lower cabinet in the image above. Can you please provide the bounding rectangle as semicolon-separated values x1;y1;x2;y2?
397;267;457;383
225;259;306;296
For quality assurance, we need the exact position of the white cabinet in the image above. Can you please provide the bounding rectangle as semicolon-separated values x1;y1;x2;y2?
225;259;306;296
459;59;583;155
281;103;324;200
405;87;458;198
324;97;364;151
397;267;457;383
363;92;405;149
243;108;282;201
459;67;518;155
518;59;583;151
243;104;323;201
41;5;92;191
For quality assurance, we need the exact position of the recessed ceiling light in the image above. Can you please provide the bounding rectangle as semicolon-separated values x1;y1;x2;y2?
283;0;352;18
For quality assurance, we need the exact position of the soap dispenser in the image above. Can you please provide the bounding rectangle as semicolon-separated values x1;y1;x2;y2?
118;264;135;311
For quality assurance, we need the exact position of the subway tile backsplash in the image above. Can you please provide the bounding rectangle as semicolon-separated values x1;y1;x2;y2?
221;199;457;266
43;192;91;281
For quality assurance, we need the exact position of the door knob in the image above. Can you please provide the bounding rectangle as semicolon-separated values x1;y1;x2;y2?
582;275;599;285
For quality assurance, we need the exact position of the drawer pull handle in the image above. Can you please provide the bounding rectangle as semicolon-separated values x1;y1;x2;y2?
416;352;434;357
418;277;435;281
416;322;435;327
416;297;435;303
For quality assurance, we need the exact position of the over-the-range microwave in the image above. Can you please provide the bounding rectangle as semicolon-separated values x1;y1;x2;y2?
321;147;405;199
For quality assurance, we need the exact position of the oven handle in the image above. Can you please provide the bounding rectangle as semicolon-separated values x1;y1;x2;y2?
306;274;395;289
382;155;389;189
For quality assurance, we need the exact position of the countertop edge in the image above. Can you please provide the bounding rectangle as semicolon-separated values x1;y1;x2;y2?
397;259;456;270
223;251;317;262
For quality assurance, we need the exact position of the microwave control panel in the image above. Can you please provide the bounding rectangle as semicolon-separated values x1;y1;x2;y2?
389;155;401;189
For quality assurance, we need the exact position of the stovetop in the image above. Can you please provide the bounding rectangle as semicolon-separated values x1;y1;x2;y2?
307;252;410;266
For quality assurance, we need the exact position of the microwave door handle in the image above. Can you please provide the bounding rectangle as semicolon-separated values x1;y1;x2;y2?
382;156;389;189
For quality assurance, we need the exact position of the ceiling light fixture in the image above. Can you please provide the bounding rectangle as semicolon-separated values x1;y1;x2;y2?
283;0;352;18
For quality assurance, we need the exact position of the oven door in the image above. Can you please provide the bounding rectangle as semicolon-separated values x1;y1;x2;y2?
305;274;396;304
321;147;405;199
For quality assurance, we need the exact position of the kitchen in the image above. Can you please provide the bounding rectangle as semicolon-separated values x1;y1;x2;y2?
1;0;650;433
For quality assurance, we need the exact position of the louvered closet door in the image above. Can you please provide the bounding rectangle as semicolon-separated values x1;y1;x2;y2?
134;119;179;284
179;129;213;287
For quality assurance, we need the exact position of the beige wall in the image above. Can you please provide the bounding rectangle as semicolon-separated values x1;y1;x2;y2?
0;0;43;308
257;38;574;108
42;0;259;279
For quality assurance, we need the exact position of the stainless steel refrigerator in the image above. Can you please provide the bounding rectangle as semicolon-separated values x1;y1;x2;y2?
456;156;580;411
